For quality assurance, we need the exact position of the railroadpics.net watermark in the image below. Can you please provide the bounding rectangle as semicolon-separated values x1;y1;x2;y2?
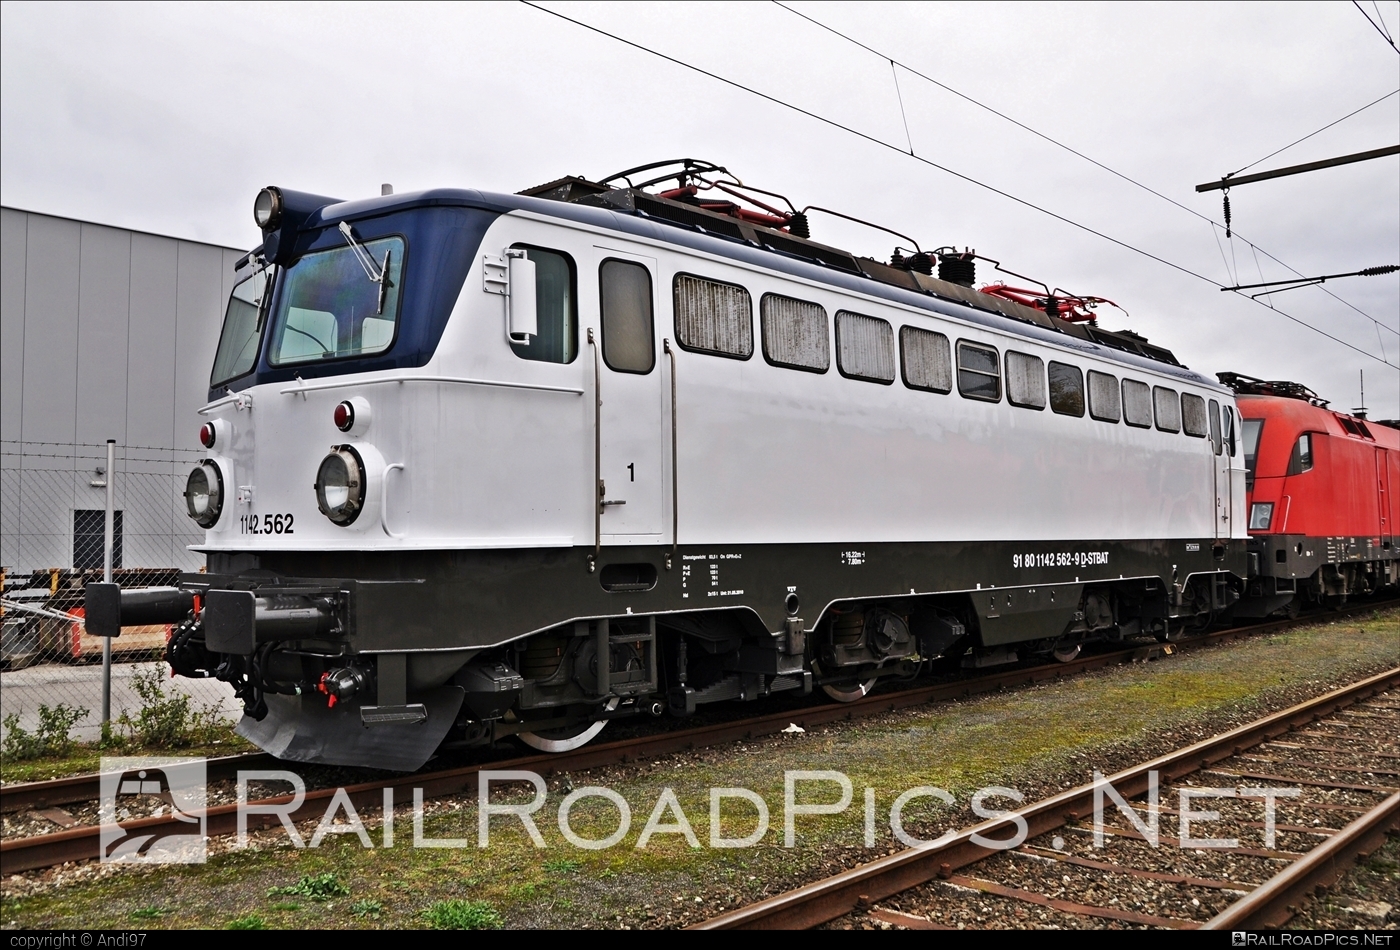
99;758;1308;864
98;757;207;864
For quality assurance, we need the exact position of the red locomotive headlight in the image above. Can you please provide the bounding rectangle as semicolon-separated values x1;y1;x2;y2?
334;401;355;432
199;423;217;449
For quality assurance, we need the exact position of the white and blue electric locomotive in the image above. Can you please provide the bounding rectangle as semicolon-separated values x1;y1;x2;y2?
87;160;1250;770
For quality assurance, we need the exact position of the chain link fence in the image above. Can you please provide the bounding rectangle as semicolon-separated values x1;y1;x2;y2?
1;441;241;744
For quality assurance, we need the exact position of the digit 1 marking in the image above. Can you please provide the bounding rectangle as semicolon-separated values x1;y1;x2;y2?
628;462;635;482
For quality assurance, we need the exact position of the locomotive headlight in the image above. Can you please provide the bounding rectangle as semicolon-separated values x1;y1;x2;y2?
253;186;283;230
315;446;366;525
1248;502;1274;531
184;461;224;528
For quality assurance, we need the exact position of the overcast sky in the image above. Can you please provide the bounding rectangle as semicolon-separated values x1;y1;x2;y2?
3;1;1397;414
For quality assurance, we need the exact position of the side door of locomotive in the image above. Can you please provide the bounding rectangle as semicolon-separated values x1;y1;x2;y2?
588;247;666;542
1210;398;1231;539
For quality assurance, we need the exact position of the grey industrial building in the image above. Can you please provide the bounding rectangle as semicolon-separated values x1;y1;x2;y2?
2;206;244;577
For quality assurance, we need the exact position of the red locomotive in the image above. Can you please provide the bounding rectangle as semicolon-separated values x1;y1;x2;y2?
1222;373;1400;615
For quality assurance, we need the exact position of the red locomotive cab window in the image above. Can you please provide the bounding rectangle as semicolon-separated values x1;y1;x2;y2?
1286;433;1314;475
1242;418;1263;489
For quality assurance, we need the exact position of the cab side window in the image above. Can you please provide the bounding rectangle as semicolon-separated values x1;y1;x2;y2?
510;247;577;364
1287;433;1314;474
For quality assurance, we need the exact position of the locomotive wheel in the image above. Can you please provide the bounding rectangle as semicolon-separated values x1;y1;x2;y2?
821;680;877;702
1052;641;1081;663
518;719;608;753
517;698;618;753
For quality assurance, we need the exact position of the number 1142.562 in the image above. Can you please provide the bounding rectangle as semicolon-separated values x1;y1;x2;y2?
240;513;294;534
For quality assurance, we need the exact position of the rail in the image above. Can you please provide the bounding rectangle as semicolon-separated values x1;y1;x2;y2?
693;666;1400;929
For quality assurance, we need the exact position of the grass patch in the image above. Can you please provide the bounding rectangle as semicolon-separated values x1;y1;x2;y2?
267;872;349;901
1;662;252;784
128;907;162;921
423;899;503;930
227;913;266;930
544;859;582;874
0;732;253;784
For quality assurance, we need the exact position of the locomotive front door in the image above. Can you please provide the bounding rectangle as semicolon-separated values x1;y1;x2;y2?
592;252;665;542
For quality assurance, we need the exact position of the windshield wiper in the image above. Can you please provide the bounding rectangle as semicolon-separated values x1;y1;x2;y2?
338;221;392;314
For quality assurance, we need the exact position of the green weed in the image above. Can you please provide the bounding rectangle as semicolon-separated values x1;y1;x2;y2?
350;899;383;919
227;913;266;930
128;907;162;921
423;899;503;930
1;704;89;760
116;666;222;748
267;872;349;901
544;858;581;874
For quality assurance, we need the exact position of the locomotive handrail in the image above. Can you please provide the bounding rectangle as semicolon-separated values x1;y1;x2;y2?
196;392;242;415
381;462;405;539
665;338;678;564
589;327;602;565
275;375;584;396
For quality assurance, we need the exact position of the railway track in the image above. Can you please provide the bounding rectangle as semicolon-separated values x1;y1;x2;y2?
692;666;1400;930
3;599;1394;877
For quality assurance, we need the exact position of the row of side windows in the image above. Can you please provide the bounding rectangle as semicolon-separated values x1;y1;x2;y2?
507;252;1232;453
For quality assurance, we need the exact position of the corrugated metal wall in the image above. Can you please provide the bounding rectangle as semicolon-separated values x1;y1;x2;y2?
1;207;244;573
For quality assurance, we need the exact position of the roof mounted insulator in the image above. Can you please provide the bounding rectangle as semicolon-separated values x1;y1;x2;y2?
938;255;976;287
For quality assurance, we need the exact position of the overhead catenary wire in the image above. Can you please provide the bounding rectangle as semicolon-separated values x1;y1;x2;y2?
519;1;1398;369
1375;1;1396;41
1353;0;1400;53
771;1;1399;340
1228;89;1400;176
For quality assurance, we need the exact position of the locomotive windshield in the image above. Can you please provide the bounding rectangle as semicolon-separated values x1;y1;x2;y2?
1243;418;1263;489
267;236;405;366
210;264;276;387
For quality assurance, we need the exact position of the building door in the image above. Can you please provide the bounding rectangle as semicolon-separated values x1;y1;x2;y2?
73;509;121;570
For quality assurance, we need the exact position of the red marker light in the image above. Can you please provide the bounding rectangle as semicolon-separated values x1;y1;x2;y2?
334;401;355;432
199;423;216;449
